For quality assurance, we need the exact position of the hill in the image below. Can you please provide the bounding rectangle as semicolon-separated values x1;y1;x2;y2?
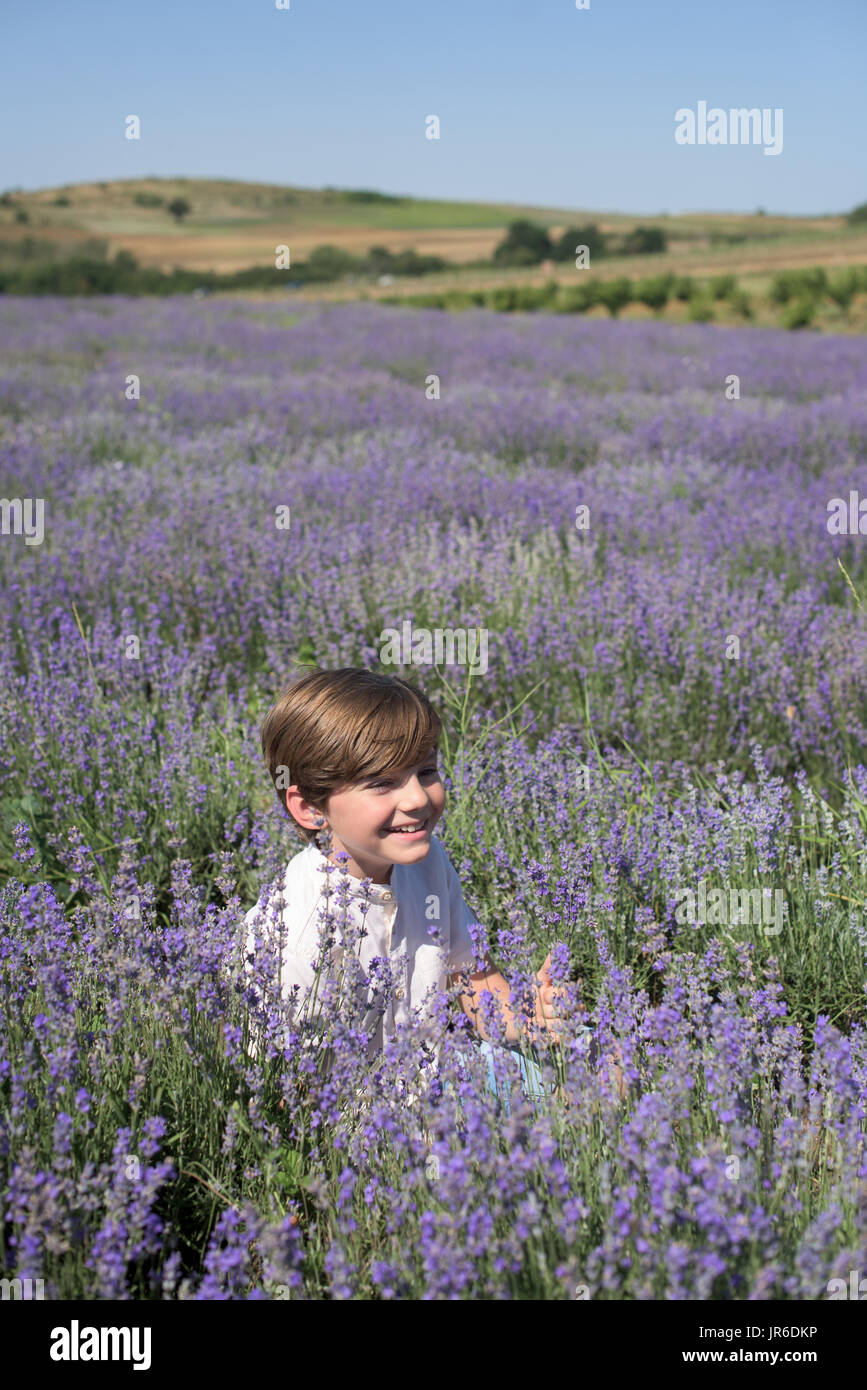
2;176;864;282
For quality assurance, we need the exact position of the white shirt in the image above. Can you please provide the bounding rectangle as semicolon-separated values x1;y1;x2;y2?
239;835;485;1088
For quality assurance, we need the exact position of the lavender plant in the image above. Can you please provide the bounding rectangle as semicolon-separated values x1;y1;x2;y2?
1;298;866;1298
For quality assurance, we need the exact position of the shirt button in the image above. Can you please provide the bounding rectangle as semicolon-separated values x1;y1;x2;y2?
395;988;405;1000
382;892;393;901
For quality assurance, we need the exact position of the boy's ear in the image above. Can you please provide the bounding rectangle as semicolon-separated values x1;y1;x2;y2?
285;784;330;832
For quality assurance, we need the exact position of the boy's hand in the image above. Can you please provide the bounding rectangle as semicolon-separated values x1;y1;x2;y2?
533;952;568;1043
532;953;591;1044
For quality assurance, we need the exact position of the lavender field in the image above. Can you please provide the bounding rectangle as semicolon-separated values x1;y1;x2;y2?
2;296;867;1300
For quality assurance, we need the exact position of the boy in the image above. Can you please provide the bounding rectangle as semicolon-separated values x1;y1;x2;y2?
242;667;602;1108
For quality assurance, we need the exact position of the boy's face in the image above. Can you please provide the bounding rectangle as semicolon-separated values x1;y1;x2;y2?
304;749;445;884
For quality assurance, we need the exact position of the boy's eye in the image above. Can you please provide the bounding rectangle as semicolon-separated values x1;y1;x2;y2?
367;766;439;790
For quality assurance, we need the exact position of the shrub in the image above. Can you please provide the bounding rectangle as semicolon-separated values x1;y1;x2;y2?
134;192;165;208
443;290;486;310
113;249;140;274
362;247;446;278
166;197;192;224
510;285;557;312
827;269;860;311
488;286;519;311
551;225;607;263
553;282;598;313
770;268;827;305
709;274;737;301
14;209;29;224
364;245;393;274
53;195;70;207
769;272;797;305
223;266;288;290
728;289;753;319
492;220;553;267
687;297;715;322
672;276;695;301
303;245;357;281
781;297;816;330
595;277;633;317
796;267;828;297
620;225;667;255
20;257;120;294
388;250;446;277
846;201;867;226
634;274;674;311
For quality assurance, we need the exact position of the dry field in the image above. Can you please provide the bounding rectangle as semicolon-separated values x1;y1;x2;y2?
2;177;859;261
61;224;867;280
298;232;867;305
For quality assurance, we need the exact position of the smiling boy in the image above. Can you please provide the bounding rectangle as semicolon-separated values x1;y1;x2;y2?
243;667;571;1101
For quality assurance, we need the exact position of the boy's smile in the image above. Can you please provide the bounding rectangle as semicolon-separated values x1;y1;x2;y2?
289;751;445;884
383;818;430;840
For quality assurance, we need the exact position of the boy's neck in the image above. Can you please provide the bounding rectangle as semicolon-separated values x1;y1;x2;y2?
325;843;394;885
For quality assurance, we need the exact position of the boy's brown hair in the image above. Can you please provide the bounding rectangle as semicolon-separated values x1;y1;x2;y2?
260;668;442;842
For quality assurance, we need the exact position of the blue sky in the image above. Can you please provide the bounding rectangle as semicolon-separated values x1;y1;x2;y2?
3;0;864;215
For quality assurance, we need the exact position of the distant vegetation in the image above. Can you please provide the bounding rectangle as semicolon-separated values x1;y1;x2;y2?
166;197;192;224
493;218;666;265
1;232;865;331
130;190;190;221
339;189;409;204
0;180;865;332
0;238;448;295
493;219;555;266
550;224;609;261
620;225;666;255
384;264;867;329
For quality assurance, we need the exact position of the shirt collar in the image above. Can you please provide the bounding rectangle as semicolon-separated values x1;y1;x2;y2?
302;840;399;906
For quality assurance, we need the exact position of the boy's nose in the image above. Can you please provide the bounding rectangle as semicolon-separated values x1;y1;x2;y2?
398;775;432;809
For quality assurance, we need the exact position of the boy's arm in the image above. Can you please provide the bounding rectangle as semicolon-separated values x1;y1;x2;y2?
439;841;565;1045
448;953;564;1047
